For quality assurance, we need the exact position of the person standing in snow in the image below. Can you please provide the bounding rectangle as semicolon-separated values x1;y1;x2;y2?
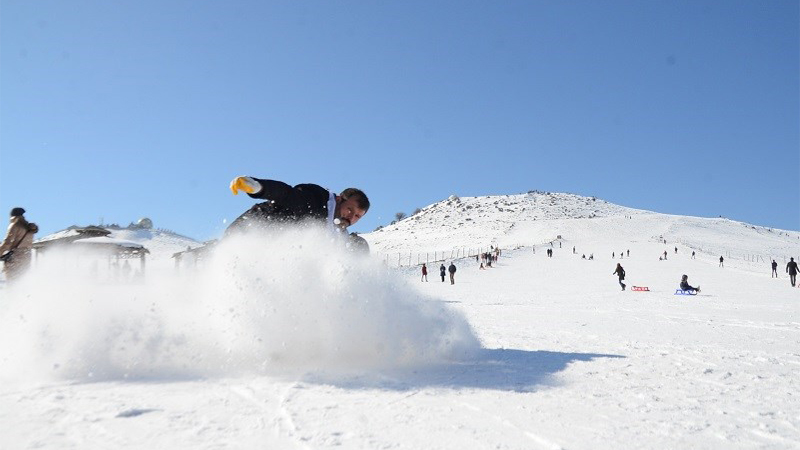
719;256;724;267
691;251;696;259
226;176;370;235
613;263;626;291
421;263;428;282
448;262;457;285
439;263;446;282
772;260;778;278
787;257;798;287
0;208;38;284
679;275;700;294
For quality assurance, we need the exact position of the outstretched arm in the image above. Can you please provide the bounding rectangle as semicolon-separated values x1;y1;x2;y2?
230;176;263;195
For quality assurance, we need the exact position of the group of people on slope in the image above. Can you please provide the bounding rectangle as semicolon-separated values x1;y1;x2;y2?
421;262;457;284
612;263;700;294
5;178;800;293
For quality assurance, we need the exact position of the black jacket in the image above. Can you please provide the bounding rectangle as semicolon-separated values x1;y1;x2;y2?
227;179;333;234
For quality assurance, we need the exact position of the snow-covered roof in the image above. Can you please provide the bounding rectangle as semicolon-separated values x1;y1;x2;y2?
72;237;144;249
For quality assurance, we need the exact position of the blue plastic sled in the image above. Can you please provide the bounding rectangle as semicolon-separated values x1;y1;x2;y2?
674;289;697;296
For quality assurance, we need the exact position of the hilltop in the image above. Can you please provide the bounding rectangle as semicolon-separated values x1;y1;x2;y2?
364;191;799;262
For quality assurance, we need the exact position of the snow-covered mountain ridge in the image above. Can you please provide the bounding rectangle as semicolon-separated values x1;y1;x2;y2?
364;191;799;259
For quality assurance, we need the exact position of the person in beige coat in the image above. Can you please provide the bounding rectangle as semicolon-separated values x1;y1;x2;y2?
0;207;38;283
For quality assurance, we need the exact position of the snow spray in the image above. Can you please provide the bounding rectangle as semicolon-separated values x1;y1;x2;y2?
0;227;480;383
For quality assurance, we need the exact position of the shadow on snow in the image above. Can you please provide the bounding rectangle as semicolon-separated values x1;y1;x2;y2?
305;348;626;392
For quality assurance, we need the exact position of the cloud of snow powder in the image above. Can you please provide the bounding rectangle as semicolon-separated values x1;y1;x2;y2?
0;227;480;384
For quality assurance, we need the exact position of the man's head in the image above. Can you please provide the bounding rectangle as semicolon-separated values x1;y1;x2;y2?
10;207;25;217
335;188;369;229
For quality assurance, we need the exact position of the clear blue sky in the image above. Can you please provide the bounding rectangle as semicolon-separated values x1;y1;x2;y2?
1;0;798;240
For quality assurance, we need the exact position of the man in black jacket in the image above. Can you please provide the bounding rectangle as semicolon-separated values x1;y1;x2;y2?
787;257;798;287
226;176;370;235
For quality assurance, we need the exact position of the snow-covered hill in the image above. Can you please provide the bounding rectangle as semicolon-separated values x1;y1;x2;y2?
365;191;799;264
2;193;799;449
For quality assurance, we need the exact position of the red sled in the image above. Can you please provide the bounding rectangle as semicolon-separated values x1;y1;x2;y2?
631;286;650;291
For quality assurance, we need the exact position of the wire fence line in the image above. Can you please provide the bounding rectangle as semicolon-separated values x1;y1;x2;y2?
375;236;799;269
674;238;798;265
374;238;562;268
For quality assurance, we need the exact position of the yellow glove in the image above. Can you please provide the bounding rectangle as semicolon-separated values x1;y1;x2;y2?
230;176;262;195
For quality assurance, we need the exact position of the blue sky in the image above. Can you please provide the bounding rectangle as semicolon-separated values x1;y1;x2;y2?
1;0;798;240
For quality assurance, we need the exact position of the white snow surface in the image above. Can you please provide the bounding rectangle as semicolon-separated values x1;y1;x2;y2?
1;193;799;450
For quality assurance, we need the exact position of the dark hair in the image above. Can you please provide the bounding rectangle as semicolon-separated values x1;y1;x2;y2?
340;188;370;212
10;207;25;217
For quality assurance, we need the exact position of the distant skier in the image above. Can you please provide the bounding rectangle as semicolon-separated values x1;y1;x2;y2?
771;260;778;278
613;263;626;291
612;252;615;259
674;246;678;254
691;251;696;259
439;263;446;282
663;250;668;260
626;249;630;257
787;257;798;287
679;274;700;294
421;263;428;282
448;262;457;285
719;256;724;267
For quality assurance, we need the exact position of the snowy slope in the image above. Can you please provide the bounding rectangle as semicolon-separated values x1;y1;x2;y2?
365;192;799;267
0;194;798;450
